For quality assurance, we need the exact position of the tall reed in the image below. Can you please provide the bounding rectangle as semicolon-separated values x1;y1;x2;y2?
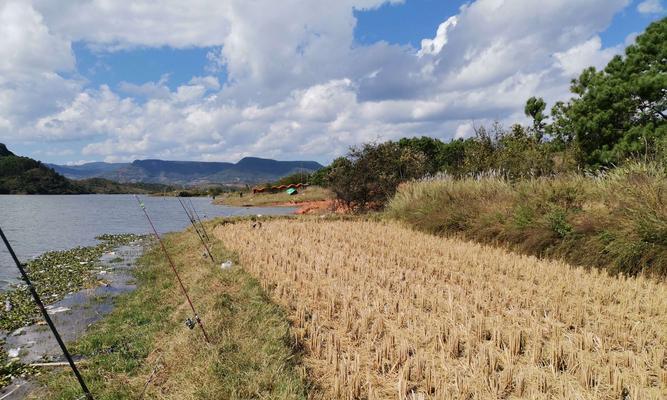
387;162;667;277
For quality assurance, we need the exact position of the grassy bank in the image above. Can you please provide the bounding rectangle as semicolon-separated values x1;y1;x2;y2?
386;162;667;278
215;186;331;207
33;224;310;399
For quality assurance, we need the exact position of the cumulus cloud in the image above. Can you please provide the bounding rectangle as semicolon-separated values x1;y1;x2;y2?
553;36;622;76
0;0;634;163
637;0;664;14
0;1;80;133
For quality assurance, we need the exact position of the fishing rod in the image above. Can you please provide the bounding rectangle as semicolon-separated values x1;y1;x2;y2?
0;227;94;400
178;198;204;239
187;198;211;242
182;199;204;241
134;196;211;343
177;198;216;264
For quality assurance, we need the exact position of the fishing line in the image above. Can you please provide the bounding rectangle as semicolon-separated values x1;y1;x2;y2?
134;196;211;343
177;198;216;264
0;226;94;400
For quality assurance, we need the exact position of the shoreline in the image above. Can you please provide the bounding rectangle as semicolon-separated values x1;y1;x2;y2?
0;235;145;395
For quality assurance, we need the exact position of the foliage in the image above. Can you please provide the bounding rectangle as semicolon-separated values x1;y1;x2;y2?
524;96;547;140
0;148;86;194
275;171;312;186
326;142;427;211
544;17;667;166
308;165;332;186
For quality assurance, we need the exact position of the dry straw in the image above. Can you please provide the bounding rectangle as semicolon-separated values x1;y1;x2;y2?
215;219;667;399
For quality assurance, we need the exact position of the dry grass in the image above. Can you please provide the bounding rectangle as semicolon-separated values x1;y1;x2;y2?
215;219;667;399
215;186;332;207
386;162;667;277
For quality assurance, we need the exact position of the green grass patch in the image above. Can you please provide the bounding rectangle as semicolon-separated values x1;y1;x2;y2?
33;227;310;399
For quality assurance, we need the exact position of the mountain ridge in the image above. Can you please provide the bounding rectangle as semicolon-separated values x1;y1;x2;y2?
49;156;324;185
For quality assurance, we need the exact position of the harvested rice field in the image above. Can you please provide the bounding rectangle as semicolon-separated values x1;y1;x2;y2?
214;219;667;400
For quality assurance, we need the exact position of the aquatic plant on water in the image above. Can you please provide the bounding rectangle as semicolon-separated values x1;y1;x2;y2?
0;234;144;332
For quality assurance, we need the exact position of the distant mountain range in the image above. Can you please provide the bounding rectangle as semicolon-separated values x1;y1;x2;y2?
0;144;176;194
1;143;323;194
48;157;323;185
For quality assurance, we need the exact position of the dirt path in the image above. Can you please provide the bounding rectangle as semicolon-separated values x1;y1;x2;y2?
214;219;667;399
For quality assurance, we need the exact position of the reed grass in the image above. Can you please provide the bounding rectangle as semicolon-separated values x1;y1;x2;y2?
386;162;667;278
215;218;667;399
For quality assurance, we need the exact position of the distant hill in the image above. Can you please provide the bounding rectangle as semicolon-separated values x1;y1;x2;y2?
0;144;178;195
45;162;130;180
50;157;324;185
0;143;13;157
0;144;86;194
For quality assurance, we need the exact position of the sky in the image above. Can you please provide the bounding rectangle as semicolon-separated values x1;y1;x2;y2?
0;0;664;165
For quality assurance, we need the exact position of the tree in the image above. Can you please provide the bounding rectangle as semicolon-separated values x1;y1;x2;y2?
547;17;666;166
308;166;331;186
327;142;427;211
496;124;554;178
524;96;547;140
462;125;497;175
397;136;445;174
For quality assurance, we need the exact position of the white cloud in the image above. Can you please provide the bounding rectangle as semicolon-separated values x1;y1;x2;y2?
0;0;634;163
0;1;74;77
637;0;664;14
0;1;80;137
554;36;621;76
419;16;458;56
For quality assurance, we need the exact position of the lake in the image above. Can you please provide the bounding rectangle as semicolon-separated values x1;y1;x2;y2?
0;194;294;288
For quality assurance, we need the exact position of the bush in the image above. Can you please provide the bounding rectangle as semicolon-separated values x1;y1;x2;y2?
327;142;428;211
275;171;312;186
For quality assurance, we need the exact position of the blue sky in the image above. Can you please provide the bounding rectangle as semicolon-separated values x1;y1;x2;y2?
0;0;664;164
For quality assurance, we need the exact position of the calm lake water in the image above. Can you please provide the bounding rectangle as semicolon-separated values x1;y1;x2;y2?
0;194;294;288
